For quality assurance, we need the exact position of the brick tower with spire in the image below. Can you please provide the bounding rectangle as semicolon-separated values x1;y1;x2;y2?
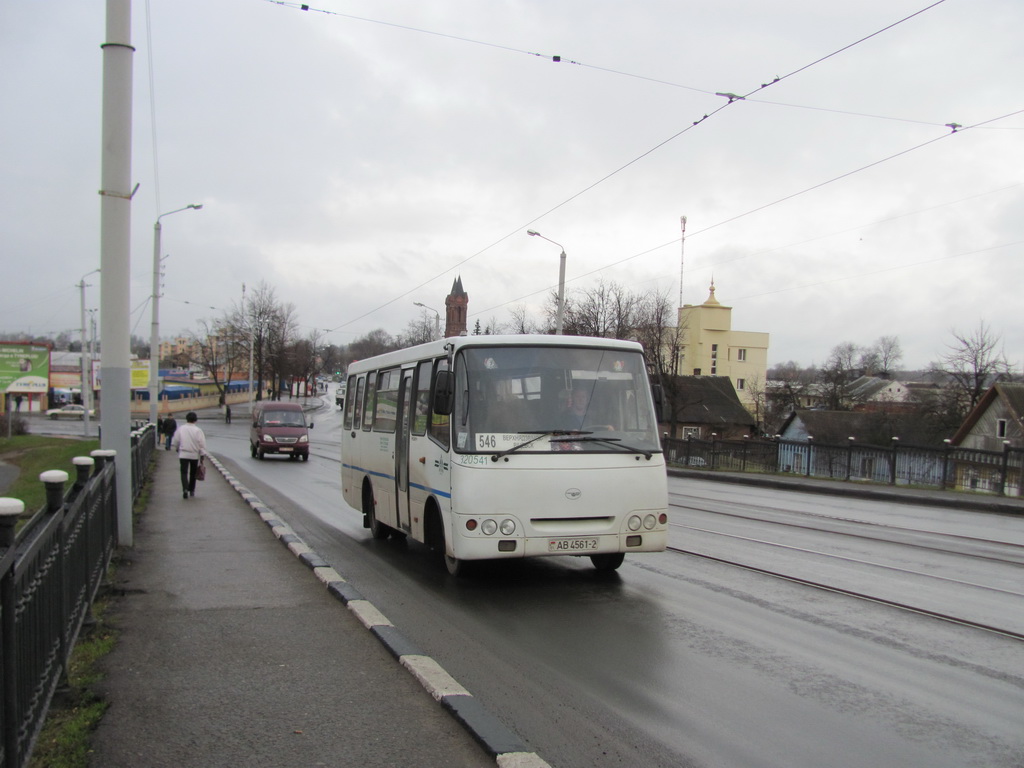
444;276;468;338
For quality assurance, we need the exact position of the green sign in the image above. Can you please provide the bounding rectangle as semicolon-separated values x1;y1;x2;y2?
0;343;50;394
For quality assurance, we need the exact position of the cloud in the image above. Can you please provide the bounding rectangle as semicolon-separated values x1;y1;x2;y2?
2;0;1021;371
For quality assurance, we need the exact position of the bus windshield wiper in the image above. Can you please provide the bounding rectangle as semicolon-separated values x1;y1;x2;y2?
490;430;591;462
553;435;654;460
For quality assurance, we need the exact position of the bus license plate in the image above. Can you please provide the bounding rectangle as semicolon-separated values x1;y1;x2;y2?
548;537;598;552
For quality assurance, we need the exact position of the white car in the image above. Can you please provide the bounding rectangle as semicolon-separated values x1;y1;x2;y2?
46;404;96;420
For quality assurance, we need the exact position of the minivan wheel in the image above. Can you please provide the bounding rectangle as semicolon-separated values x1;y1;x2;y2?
250;442;257;458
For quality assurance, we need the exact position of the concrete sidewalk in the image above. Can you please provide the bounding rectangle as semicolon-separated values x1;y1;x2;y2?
88;450;535;768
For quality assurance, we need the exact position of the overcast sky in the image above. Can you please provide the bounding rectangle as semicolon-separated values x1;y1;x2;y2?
2;0;1021;370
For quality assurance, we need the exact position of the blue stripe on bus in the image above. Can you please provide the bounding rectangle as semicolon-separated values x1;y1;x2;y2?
343;463;452;499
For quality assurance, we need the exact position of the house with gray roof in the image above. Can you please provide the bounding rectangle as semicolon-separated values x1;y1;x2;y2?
951;382;1024;451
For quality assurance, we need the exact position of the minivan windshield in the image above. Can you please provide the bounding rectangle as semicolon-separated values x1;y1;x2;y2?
452;345;661;455
260;409;306;428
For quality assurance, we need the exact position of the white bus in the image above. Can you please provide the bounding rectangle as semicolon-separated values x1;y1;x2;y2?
341;334;668;575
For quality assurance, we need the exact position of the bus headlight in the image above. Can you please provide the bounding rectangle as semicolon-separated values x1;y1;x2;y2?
627;515;642;531
643;514;657;530
481;519;498;535
499;519;516;535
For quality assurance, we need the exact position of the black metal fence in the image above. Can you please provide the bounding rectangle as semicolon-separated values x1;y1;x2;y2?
663;435;1023;497
0;424;155;768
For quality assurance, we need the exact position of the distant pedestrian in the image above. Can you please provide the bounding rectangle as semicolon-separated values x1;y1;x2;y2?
225;405;232;424
162;415;178;450
170;411;207;500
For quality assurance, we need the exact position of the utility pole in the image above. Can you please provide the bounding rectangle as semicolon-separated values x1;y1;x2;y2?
99;0;135;546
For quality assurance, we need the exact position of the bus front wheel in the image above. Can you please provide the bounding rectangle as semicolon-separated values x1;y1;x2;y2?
444;553;466;576
590;552;625;571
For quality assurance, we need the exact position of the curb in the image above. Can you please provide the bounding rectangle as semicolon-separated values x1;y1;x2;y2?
207;456;551;768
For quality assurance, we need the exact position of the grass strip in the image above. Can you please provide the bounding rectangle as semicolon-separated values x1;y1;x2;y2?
0;435;101;514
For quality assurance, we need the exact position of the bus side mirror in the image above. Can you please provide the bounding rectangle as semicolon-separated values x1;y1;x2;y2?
652;383;664;412
433;370;455;416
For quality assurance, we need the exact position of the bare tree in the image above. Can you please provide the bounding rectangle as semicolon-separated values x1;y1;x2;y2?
289;328;325;395
932;321;1012;412
819;342;860;410
875;335;903;374
320;344;344;379
399;310;437;347
348;329;400;361
632;289;689;437
743;373;768;434
507;304;540;334
188;318;244;404
559;279;639;338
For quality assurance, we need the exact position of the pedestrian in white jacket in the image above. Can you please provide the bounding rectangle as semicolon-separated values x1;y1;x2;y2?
171;411;208;499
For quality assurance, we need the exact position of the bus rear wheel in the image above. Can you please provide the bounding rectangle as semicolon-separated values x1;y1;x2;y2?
590;552;625;571
364;485;389;540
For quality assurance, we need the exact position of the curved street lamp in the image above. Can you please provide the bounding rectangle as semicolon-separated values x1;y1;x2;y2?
526;230;566;334
150;204;203;441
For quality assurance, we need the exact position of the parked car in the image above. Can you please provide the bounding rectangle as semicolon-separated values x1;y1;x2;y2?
46;404;96;420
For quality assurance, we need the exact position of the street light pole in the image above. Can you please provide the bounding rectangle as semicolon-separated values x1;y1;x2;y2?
79;269;100;437
244;283;255;411
150;204;202;443
413;302;441;340
526;230;566;335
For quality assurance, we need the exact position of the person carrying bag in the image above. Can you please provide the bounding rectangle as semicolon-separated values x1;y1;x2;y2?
170;411;208;499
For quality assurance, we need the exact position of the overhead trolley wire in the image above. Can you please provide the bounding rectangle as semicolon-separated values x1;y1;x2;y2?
263;0;967;332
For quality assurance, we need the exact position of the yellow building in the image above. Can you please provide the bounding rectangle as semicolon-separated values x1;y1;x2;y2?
675;282;769;406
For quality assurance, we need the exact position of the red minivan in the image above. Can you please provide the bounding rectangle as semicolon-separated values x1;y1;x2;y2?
250;402;313;461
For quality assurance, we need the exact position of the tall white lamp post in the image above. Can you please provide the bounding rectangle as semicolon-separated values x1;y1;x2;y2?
150;204;202;442
526;230;566;335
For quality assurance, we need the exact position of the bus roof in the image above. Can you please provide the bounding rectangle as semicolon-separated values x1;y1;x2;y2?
345;334;646;374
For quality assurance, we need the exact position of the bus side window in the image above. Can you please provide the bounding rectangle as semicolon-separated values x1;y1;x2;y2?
352;376;365;431
362;374;376;432
413;360;431;436
374;369;399;433
343;374;357;431
428;358;450;450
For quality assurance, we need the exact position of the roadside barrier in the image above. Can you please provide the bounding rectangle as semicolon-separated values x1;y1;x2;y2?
0;423;155;768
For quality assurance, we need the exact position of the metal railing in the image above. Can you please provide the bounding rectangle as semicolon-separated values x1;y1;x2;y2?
0;424;155;768
663;435;1023;498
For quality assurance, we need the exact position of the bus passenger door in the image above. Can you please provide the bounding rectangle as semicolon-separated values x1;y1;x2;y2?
395;369;414;533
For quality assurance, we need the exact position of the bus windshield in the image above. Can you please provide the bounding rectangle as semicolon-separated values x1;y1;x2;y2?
452;345;661;455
